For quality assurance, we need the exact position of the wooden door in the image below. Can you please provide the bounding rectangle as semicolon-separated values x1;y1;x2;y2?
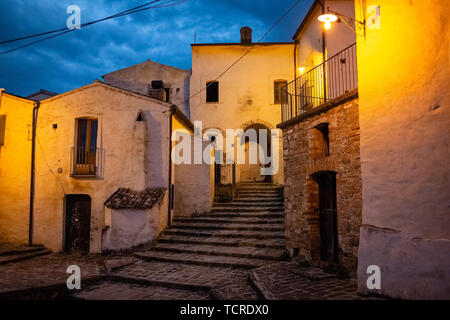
65;195;91;253
316;172;338;263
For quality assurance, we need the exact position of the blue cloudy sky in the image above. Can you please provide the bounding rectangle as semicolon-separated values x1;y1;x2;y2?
0;0;313;96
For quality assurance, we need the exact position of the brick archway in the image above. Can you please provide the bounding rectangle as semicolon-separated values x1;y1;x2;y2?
240;119;275;131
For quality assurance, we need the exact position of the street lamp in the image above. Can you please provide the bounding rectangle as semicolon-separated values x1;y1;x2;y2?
318;13;338;30
318;7;366;35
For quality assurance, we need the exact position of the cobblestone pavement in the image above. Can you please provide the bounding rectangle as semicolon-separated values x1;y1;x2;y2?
0;253;104;293
72;280;210;300
249;261;369;300
0;252;373;300
114;260;260;300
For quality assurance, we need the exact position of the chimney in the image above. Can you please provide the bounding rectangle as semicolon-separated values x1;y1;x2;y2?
240;27;252;44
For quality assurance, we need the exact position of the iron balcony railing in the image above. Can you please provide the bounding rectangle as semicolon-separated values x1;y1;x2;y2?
281;43;358;123
70;147;104;177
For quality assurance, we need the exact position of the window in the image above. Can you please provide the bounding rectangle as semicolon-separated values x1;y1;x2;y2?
315;123;330;157
274;80;288;104
73;118;98;176
206;81;219;103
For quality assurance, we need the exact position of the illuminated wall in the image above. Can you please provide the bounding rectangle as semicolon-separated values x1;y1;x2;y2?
355;0;450;299
0;82;176;252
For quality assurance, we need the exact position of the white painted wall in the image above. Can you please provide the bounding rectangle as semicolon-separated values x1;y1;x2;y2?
190;42;295;184
102;191;168;251
0;82;173;253
295;0;356;71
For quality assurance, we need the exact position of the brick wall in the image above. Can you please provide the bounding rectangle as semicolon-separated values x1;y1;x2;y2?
281;95;361;273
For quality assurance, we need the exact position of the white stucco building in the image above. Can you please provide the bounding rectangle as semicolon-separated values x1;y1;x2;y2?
190;27;295;185
0;80;206;253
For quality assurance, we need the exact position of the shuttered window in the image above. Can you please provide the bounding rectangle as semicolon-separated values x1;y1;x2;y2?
274;80;288;104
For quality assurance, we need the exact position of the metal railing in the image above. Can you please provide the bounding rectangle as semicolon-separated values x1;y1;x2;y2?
281;43;357;123
70;147;104;177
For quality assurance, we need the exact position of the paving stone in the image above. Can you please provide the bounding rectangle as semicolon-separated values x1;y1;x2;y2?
71;280;210;300
0;253;104;293
249;261;373;300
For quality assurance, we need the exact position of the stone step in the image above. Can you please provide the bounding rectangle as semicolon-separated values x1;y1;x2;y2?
236;193;282;198
170;222;284;232
201;212;284;218
215;202;283;207
152;243;286;261
233;197;283;202
211;206;283;212
236;191;281;198
0;245;45;256
237;188;281;193
173;217;284;225
0;249;51;265
237;185;283;189
135;251;271;269
157;234;286;249
164;228;285;239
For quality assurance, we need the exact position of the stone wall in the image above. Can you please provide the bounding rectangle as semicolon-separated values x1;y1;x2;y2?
280;94;361;273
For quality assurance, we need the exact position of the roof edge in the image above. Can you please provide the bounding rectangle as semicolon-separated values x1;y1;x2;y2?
292;0;323;40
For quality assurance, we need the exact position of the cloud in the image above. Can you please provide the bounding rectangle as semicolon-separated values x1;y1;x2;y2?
0;0;312;96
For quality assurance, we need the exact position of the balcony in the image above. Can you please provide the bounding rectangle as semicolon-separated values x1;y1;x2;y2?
281;43;357;123
70;147;104;178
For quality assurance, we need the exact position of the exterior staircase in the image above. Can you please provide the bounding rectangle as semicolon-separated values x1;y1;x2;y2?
0;243;51;265
136;182;287;269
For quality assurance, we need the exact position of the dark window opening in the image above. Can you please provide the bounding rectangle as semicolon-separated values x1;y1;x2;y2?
315;123;330;157
274;80;288;104
164;88;170;103
136;112;144;122
206;81;219;103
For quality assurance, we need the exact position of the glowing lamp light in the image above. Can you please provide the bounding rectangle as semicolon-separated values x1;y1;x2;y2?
318;13;338;30
298;67;306;74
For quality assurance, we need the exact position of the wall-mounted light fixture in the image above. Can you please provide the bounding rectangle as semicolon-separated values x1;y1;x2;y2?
318;13;338;30
318;7;366;35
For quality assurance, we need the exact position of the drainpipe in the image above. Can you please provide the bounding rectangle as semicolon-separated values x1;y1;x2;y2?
320;0;328;101
29;100;40;246
293;41;299;112
167;107;175;227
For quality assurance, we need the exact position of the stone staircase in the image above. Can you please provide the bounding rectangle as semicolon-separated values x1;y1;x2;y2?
136;182;287;269
0;243;51;265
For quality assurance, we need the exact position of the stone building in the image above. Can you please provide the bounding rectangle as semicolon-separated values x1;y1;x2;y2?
103;59;191;118
0;80;205;253
278;0;360;273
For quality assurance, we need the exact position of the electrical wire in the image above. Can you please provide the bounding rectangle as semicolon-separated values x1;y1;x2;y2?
189;0;303;99
0;0;187;55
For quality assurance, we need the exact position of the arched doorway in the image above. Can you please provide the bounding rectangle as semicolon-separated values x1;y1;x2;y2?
239;123;272;183
64;195;91;253
311;171;338;263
